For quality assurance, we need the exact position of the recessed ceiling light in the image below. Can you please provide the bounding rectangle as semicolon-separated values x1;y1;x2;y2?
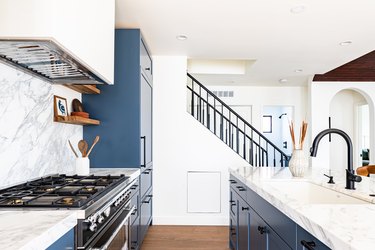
176;35;188;41
290;5;306;14
279;78;288;83
294;69;303;73
339;41;352;46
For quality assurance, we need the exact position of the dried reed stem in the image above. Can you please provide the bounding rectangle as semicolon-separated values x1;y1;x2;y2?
289;120;308;150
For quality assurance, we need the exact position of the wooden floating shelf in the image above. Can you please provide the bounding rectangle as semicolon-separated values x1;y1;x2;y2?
54;116;100;125
64;85;101;94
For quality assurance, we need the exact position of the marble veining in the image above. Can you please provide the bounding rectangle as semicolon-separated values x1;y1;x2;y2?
230;166;375;250
0;210;77;250
0;63;80;188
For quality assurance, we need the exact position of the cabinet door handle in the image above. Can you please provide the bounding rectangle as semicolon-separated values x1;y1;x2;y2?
143;170;151;174
229;180;237;184
142;197;152;204
300;240;316;250
241;207;249;211
236;186;246;191
130;185;139;190
131;209;137;215
141;136;146;167
145;67;151;71
257;226;267;235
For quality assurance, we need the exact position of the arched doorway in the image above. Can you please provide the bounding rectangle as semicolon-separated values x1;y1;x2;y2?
329;89;372;172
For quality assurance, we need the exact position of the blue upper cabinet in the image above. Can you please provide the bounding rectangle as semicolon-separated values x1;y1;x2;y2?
83;29;152;168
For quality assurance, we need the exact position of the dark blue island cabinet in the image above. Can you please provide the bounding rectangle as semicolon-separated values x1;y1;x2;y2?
83;29;153;249
229;174;331;250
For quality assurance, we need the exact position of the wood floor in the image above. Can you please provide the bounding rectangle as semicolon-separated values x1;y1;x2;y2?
140;226;230;250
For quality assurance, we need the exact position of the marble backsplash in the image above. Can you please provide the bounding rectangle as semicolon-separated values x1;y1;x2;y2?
0;63;82;188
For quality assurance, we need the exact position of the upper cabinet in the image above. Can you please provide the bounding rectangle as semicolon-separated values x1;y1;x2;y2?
0;0;115;84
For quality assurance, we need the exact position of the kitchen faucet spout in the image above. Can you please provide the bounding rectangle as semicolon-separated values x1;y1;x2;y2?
310;128;362;190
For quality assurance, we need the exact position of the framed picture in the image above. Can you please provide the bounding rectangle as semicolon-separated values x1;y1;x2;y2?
54;95;68;117
262;115;272;133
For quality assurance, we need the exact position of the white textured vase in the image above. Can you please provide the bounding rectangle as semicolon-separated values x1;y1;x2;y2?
288;149;308;177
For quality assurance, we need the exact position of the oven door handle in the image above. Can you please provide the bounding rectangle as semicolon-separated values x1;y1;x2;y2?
91;205;136;250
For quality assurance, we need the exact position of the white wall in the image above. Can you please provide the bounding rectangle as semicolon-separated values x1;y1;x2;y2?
309;81;375;172
329;90;366;171
0;0;115;83
0;63;82;188
153;56;247;225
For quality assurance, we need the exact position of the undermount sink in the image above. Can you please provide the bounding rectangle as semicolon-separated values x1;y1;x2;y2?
264;180;370;205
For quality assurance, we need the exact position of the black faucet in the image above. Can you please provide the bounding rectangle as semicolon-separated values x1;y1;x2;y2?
310;128;362;190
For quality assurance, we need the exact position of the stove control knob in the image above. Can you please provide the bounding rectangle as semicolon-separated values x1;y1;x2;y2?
104;207;111;217
114;200;120;207
88;215;96;224
89;223;97;232
97;215;105;224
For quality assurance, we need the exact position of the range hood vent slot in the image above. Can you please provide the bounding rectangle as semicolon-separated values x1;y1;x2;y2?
0;38;110;85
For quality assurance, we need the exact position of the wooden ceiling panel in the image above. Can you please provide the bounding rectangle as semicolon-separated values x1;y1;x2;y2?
313;50;375;82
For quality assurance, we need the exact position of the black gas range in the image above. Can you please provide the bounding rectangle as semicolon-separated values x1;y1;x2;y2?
0;174;137;249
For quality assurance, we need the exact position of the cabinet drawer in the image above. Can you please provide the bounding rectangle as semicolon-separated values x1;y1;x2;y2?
130;190;140;224
229;187;238;219
229;215;237;250
130;222;139;250
140;166;152;199
297;225;331;250
129;178;139;199
247;187;295;248
229;175;247;200
140;39;152;82
139;189;153;244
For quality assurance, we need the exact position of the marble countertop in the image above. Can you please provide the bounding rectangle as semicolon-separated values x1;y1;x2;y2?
230;166;375;250
0;168;140;250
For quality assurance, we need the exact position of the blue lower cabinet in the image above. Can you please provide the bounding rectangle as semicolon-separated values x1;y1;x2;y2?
47;228;74;250
297;225;330;250
229;174;331;250
238;196;250;250
131;222;139;250
139;188;153;244
249;209;266;250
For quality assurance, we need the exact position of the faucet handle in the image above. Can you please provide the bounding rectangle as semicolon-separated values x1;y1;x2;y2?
324;174;335;184
346;170;362;183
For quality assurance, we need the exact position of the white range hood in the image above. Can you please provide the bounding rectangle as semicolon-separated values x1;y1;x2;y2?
0;0;115;85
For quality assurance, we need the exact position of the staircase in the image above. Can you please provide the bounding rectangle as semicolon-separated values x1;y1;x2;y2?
186;73;289;167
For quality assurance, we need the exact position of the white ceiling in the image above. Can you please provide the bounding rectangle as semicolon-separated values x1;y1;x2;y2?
116;0;375;86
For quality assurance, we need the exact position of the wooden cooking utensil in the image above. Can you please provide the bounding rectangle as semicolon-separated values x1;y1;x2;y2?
86;136;100;158
78;140;89;157
72;99;84;112
357;165;375;176
68;140;78;158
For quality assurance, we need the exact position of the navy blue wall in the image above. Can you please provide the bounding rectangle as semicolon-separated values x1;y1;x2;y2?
83;29;142;167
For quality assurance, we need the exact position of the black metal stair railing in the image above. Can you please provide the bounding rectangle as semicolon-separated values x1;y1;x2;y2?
186;73;289;167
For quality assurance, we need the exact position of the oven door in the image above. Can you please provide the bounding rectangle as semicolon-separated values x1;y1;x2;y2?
89;203;135;250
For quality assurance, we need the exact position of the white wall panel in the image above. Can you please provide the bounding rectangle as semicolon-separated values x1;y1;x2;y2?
187;171;221;213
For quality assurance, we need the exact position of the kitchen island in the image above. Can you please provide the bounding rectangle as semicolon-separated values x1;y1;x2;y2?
230;166;375;250
0;168;140;250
